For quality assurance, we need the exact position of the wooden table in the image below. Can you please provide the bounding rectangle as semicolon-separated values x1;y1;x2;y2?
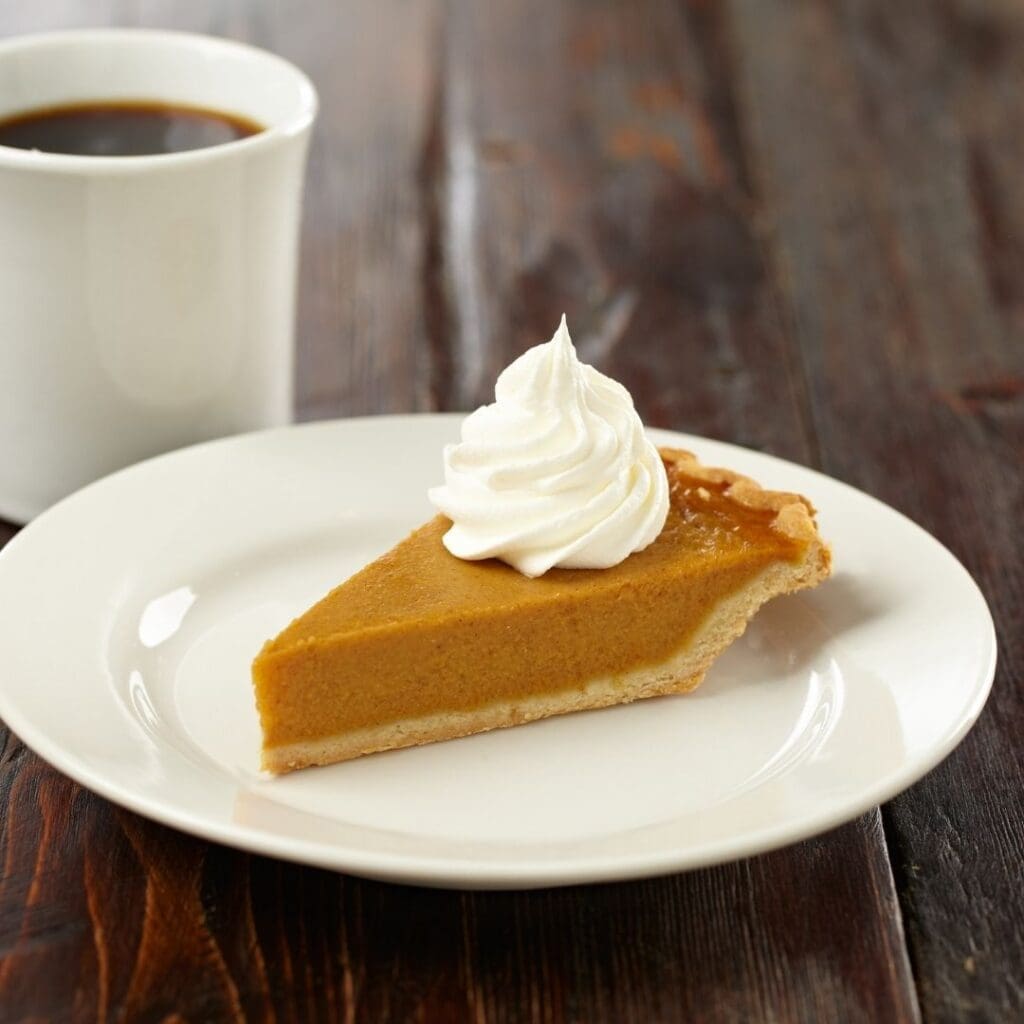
2;2;1021;1021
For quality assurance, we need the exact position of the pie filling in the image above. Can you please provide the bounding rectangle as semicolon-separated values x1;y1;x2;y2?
253;466;807;749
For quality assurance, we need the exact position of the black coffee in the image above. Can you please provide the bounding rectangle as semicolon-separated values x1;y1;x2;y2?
0;100;263;156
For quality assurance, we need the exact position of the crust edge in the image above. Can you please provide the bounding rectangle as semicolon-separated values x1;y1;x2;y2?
659;447;827;550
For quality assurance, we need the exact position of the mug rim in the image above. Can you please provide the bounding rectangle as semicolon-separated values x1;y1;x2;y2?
0;28;318;173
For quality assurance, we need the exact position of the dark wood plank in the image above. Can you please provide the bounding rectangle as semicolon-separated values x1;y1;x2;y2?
729;1;1024;1020
434;0;919;1020
459;818;915;1024
0;1;435;1021
0;771;913;1024
438;0;818;465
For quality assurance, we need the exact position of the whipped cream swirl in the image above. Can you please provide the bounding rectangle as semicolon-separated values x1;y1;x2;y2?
428;316;669;577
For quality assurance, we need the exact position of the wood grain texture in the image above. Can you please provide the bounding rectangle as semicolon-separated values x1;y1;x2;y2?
0;0;1020;1021
729;1;1024;1020
429;6;919;1020
437;0;818;461
0;772;913;1024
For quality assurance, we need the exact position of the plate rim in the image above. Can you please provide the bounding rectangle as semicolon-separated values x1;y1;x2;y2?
0;414;998;888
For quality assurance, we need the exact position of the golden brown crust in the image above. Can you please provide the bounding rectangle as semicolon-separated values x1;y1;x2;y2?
262;668;706;772
658;447;827;551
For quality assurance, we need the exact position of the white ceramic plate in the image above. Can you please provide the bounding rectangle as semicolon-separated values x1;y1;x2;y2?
0;416;996;889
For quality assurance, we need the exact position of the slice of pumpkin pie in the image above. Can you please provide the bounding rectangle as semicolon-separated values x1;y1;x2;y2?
252;318;831;773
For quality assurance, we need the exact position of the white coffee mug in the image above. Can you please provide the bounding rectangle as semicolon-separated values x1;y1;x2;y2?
0;29;317;522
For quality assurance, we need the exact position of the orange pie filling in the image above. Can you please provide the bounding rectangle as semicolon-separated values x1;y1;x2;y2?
252;457;809;751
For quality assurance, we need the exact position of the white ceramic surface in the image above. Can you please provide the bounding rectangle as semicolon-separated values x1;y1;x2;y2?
0;30;317;522
0;416;996;889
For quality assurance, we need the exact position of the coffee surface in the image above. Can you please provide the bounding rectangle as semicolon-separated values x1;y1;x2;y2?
0;100;262;156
